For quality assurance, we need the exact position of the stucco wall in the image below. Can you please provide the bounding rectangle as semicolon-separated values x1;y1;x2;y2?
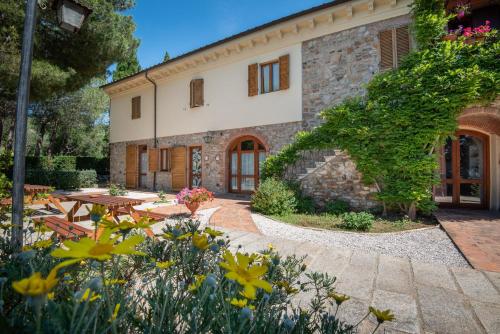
110;45;302;143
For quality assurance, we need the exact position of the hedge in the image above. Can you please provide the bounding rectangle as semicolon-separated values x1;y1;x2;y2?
25;169;97;190
26;156;109;175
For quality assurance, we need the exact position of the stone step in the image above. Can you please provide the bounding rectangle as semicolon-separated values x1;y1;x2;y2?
314;161;326;168
297;174;307;180
324;155;336;162
305;167;316;174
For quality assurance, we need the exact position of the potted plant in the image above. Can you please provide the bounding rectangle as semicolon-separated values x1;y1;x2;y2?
176;187;214;216
463;21;491;44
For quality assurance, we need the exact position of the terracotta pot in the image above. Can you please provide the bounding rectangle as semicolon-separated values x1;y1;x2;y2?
185;201;201;216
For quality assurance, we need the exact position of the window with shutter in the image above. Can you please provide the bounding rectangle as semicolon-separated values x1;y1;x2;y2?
248;63;258;97
148;147;159;172
160;148;171;171
279;55;289;90
379;25;410;70
131;96;141;119
190;79;204;108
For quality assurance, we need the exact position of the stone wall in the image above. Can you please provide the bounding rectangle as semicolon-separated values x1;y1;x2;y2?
110;121;302;193
298;150;379;210
302;14;411;129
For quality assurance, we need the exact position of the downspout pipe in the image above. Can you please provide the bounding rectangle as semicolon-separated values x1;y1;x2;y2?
145;71;157;191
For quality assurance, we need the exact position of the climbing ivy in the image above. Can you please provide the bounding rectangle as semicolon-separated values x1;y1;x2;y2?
262;0;499;219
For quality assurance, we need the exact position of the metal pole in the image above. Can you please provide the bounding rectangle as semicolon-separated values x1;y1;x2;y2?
11;0;38;251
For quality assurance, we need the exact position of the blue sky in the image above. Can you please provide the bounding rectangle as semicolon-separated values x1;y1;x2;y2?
125;0;328;69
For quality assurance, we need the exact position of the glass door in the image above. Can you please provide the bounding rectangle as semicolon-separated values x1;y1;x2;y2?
229;137;267;193
435;130;489;208
139;146;148;188
189;146;202;188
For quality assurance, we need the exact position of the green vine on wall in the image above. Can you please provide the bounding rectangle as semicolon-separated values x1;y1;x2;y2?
261;0;499;219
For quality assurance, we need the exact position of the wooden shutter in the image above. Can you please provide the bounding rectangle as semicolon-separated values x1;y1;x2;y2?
131;96;141;119
190;79;204;108
248;63;258;97
125;144;138;188
379;29;394;71
279;55;290;90
396;26;410;67
171;146;187;191
148;147;159;172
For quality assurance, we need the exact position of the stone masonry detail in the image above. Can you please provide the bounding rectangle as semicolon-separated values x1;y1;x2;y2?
302;14;411;129
110;121;302;193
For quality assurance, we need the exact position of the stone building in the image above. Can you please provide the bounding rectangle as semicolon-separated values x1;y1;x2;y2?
102;0;500;211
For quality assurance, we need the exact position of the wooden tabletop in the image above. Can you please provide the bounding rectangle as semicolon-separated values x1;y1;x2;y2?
24;184;52;195
66;194;144;208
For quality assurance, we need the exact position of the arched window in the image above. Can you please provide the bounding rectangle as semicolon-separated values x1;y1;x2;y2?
228;136;267;193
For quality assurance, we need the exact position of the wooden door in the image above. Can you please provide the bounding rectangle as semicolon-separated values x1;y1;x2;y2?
171;146;187;191
435;130;489;208
189;146;202;188
125;145;138;188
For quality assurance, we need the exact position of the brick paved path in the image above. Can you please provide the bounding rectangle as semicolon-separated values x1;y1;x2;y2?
224;230;500;334
435;210;500;272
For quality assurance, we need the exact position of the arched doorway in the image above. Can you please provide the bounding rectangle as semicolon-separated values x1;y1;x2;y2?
435;129;489;208
228;136;267;193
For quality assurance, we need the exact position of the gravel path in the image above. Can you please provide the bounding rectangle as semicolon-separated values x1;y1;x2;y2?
252;214;470;268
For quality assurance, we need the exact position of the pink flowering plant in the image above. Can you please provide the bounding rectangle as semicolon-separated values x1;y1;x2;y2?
453;1;470;20
176;187;214;205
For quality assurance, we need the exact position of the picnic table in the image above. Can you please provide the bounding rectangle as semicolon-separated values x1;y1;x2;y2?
64;193;155;238
0;184;67;214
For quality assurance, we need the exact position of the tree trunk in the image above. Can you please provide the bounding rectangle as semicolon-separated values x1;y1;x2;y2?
0;118;3;149
6;123;14;151
34;123;46;157
407;202;417;221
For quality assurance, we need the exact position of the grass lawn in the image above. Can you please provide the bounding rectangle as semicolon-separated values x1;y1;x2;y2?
268;213;437;233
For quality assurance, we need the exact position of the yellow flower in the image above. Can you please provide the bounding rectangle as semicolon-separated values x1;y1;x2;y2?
188;274;206;292
51;229;145;262
87;204;107;219
328;292;350;306
268;243;274;251
80;288;101;302
230;298;255;310
219;251;272;299
369;307;395;323
275;280;299;295
100;216;154;232
12;267;59;297
109;303;120;322
47;292;55;300
33;239;53;249
156;261;175;269
163;231;192;240
105;279;127;285
204;227;223;238
192;232;210;250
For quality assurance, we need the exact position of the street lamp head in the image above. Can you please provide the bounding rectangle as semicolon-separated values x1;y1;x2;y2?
53;0;92;32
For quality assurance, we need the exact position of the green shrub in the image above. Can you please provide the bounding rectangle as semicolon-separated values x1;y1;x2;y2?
296;195;316;214
26;156;109;175
109;183;128;196
251;178;297;215
25;169;97;189
325;200;350;215
339;212;375;231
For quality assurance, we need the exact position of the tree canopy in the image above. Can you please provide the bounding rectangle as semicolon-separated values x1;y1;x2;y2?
112;48;141;81
0;0;139;102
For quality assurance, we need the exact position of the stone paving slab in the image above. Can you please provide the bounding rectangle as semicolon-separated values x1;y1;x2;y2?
224;229;500;334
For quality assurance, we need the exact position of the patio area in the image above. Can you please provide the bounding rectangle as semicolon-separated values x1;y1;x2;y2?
435;209;500;273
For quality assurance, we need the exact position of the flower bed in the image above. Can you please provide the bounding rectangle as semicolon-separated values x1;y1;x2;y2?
0;215;395;333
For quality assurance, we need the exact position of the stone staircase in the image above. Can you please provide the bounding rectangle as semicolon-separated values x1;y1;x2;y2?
284;149;378;209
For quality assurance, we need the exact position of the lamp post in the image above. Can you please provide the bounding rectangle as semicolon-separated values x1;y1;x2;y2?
11;0;91;250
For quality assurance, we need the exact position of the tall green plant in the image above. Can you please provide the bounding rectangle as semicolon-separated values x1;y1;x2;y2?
262;0;499;219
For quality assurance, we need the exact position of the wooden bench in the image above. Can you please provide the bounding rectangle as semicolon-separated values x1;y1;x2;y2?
33;216;93;240
116;208;168;222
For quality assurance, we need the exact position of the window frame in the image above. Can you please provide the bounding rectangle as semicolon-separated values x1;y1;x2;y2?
160;148;171;172
260;60;280;94
131;96;141;120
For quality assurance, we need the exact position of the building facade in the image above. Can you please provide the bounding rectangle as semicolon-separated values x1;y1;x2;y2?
103;0;500;211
